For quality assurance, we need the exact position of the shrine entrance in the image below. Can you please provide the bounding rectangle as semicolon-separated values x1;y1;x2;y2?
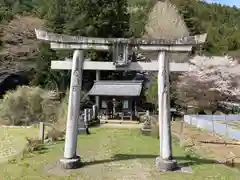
35;29;206;171
88;80;144;121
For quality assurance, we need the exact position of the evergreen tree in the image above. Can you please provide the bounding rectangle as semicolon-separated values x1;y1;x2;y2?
31;43;71;91
35;0;131;91
63;0;130;37
44;0;66;33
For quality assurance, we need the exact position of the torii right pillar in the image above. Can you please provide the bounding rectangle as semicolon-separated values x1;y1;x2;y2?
155;33;207;171
156;50;176;171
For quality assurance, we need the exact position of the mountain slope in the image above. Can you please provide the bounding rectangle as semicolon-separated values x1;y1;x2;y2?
0;16;44;72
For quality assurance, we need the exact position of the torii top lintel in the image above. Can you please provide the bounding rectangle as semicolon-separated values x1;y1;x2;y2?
35;29;207;46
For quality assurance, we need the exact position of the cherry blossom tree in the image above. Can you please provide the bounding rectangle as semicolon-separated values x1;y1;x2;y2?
176;55;240;112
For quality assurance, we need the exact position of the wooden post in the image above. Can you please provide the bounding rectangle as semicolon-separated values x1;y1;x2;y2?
84;109;88;124
92;105;97;120
225;115;228;145
39;122;45;143
84;109;90;134
113;98;116;117
78;113;85;134
211;115;215;134
180;120;184;147
134;101;137;117
95;71;100;111
88;108;92;121
225;115;228;137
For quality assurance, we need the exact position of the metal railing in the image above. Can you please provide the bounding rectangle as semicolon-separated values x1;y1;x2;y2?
184;115;240;140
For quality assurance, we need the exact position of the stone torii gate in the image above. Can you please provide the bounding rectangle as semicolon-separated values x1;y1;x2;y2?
35;29;206;171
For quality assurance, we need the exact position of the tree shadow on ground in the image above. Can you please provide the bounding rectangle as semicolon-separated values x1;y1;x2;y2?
82;153;232;168
36;146;50;155
199;140;240;146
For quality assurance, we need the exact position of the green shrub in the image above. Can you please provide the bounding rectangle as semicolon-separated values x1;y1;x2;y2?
56;90;69;131
150;116;159;139
214;111;224;115
45;127;65;141
7;158;17;164
23;137;44;154
0;87;32;125
0;86;60;125
41;97;61;123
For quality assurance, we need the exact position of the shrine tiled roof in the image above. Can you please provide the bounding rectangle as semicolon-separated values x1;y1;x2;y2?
88;80;143;96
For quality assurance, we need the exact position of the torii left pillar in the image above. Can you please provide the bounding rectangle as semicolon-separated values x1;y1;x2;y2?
60;50;84;169
95;71;100;110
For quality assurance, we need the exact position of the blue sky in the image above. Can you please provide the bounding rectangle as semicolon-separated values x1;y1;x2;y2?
205;0;240;7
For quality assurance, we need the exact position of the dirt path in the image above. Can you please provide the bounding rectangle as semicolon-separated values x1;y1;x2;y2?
172;121;240;164
99;123;142;129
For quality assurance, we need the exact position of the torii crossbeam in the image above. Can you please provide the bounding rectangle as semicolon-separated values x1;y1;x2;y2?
35;29;207;171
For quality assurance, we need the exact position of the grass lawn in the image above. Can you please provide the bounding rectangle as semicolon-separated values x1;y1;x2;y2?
0;127;38;163
0;128;239;180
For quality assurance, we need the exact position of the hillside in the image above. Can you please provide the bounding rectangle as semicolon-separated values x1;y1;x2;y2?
171;0;240;55
132;0;240;55
0;16;44;73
